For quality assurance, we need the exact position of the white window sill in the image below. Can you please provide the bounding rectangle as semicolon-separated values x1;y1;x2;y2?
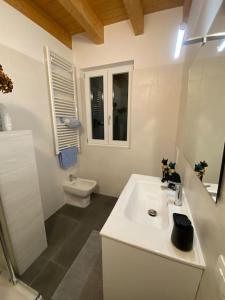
86;142;130;149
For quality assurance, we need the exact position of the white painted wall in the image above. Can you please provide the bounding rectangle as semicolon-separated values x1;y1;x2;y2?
177;2;225;300
73;8;183;196
73;7;184;69
0;1;77;220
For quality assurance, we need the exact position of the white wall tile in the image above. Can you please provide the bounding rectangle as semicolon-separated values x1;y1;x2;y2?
0;131;47;274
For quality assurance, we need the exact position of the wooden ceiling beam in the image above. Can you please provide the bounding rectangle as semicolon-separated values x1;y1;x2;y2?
123;0;144;35
4;0;72;48
57;0;104;44
183;0;192;23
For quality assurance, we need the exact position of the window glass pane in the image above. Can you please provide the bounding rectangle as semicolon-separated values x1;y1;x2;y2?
113;73;128;141
90;76;104;140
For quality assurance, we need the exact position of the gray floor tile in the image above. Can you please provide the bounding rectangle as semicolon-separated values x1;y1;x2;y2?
57;203;92;221
31;261;67;300
52;231;101;300
21;194;117;298
42;214;79;260
84;196;117;230
51;195;116;268
52;222;93;269
79;254;103;300
19;256;48;285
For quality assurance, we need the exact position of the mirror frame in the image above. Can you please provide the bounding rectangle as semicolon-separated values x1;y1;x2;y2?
216;143;225;202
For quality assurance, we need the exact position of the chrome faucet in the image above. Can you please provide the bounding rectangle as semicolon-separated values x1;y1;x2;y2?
69;174;77;182
168;181;183;206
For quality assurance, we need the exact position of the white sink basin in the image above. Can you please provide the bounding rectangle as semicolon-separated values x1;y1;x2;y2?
100;174;205;269
125;181;169;229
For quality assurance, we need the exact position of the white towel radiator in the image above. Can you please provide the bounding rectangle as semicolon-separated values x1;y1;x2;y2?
45;47;80;154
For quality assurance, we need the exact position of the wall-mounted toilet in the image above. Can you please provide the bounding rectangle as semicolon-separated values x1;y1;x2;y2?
63;177;97;208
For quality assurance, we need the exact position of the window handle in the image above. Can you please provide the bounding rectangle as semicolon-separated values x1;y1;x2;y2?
108;115;111;125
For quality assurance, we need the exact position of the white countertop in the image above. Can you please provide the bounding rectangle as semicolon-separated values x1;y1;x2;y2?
100;174;205;270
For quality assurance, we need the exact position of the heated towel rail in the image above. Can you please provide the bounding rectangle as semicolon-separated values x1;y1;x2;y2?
45;47;80;154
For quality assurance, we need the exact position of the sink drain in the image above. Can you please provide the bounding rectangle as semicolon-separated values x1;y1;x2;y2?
148;209;157;217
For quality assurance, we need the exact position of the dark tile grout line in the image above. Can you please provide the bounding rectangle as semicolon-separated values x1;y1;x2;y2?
28;258;66;287
49;222;100;268
26;215;79;287
55;211;87;225
44;216;80;257
20;196;117;299
32;210;96;282
30;211;108;284
50;257;69;270
50;212;80;227
45;220;83;260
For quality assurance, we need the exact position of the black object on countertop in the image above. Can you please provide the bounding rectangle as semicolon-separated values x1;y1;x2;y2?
171;213;194;251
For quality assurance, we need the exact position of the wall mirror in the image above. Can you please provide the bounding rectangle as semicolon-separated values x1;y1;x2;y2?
183;6;225;203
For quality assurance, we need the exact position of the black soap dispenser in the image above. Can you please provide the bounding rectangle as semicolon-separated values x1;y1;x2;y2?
171;213;194;251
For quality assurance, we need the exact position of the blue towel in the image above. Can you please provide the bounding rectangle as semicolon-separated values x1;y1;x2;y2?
58;146;77;169
64;118;81;129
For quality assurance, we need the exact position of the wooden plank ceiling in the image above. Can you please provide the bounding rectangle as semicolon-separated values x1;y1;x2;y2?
4;0;189;48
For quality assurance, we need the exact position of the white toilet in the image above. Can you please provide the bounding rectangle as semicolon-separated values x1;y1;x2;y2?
63;177;97;208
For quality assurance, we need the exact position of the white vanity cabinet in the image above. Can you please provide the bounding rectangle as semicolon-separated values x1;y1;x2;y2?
102;237;203;300
100;174;205;300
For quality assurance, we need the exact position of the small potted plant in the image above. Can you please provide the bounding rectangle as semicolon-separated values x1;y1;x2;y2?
0;65;13;94
194;161;208;181
0;65;13;131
